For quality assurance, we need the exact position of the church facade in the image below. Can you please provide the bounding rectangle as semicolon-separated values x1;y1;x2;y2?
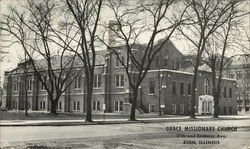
2;39;237;115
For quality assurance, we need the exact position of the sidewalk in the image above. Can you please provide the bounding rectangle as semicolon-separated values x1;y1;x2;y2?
1;115;249;126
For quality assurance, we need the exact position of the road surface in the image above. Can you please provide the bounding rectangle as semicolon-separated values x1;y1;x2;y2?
1;119;250;149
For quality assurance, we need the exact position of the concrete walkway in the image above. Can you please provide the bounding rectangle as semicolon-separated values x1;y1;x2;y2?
0;115;249;126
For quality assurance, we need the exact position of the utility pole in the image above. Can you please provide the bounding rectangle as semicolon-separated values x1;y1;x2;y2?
24;51;28;116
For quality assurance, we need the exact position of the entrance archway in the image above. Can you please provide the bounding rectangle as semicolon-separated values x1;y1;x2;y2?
198;95;214;115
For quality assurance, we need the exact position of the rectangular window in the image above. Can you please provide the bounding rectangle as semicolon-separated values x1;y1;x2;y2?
223;87;227;98
41;82;46;91
114;101;123;112
236;71;242;79
172;104;176;114
73;101;80;111
202;102;205;112
187;83;191;95
180;104;184;114
149;104;155;113
40;75;47;91
93;101;96;111
40;101;46;110
93;101;100;111
74;76;81;89
180;82;184;95
119;101;123;111
115;74;124;87
115;57;119;67
164;55;168;66
172;82;176;95
149;80;155;94
58;101;62;110
94;74;101;88
114;101;119;111
229;88;232;98
27;79;32;91
40;101;42;110
97;101;100;111
229;71;235;79
77;101;80;110
13;76;19;92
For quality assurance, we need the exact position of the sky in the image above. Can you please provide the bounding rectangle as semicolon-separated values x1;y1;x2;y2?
0;0;249;87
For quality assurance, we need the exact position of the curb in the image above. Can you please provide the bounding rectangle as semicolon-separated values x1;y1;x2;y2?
1;117;249;127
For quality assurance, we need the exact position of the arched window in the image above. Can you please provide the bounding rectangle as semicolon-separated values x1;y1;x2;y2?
204;79;210;95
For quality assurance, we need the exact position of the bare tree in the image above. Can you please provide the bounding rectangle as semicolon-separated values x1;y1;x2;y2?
99;0;188;121
177;0;241;118
202;1;248;118
62;0;103;122
0;0;79;115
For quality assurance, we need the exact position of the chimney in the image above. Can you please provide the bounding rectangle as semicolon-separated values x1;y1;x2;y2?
108;20;119;47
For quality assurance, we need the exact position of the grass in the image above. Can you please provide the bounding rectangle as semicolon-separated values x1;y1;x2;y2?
0;111;183;120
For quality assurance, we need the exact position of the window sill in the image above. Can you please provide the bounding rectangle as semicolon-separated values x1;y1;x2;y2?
148;94;155;96
93;87;101;89
74;88;81;90
116;86;124;88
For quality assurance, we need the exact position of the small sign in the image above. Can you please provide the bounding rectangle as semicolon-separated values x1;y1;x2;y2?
162;85;167;88
102;104;106;110
160;105;165;108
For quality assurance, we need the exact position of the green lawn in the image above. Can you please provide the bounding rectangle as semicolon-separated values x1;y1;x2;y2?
0;111;181;120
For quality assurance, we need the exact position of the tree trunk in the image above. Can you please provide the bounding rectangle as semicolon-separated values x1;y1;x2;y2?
50;100;57;115
85;86;93;122
213;94;219;118
190;66;198;119
130;88;138;121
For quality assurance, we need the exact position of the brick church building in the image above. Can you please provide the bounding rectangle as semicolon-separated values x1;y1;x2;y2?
2;26;237;115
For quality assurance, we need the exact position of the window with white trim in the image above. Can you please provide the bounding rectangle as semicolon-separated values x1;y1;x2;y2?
74;75;81;89
41;82;46;91
27;79;32;91
149;104;155;113
115;74;124;87
229;71;235;79
94;74;101;88
114;101;123;112
93;101;101;111
204;79;210;95
13;76;19;92
236;71;242;79
229;87;232;98
58;101;62;110
223;87;227;98
73;101;80;111
164;54;168;66
41;75;47;91
40;100;46;110
149;80;155;94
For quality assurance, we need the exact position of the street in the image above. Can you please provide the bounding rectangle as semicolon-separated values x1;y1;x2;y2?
1;118;250;149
